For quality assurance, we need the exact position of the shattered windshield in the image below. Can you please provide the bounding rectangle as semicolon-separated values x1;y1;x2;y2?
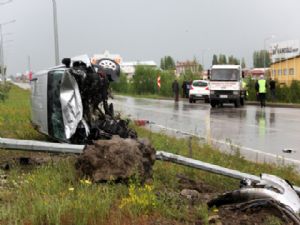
211;69;240;81
47;70;65;141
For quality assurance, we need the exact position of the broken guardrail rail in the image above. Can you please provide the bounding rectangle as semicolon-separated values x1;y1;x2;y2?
1;137;300;194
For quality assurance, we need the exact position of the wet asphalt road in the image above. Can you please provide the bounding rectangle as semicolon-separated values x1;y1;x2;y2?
113;96;300;167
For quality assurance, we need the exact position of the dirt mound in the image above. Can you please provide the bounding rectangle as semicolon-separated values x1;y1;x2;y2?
75;136;156;183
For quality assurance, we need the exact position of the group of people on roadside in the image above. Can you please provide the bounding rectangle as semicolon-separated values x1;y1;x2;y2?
255;75;276;108
172;75;276;106
181;80;192;98
172;80;192;102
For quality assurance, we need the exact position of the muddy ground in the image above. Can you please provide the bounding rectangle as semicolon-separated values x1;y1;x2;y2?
0;153;293;225
177;175;293;225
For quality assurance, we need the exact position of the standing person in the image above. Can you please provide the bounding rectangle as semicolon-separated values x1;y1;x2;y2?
269;78;276;101
255;79;259;101
186;80;191;98
181;81;187;98
258;75;267;108
242;76;248;100
172;79;179;102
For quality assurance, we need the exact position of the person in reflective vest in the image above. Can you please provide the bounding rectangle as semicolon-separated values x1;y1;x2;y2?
258;75;267;108
242;79;248;99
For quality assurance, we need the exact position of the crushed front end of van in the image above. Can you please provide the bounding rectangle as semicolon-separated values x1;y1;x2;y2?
31;55;137;144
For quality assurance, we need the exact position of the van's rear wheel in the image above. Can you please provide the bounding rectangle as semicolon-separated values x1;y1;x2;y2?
189;98;193;103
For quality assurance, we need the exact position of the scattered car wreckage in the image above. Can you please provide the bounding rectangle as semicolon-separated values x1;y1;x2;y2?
28;55;155;183
208;173;300;224
1;55;300;222
30;55;136;144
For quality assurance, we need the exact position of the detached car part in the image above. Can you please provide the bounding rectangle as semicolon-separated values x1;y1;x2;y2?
208;173;300;223
31;55;136;144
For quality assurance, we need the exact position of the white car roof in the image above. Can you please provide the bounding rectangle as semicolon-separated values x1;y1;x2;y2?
192;80;208;83
212;65;241;69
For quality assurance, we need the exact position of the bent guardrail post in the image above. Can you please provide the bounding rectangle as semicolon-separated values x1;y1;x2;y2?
0;137;85;154
156;151;300;195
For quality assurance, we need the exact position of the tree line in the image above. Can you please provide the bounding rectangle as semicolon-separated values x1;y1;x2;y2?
111;65;200;98
159;51;271;70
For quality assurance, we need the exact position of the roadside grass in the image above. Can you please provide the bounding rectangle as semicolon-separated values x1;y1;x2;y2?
0;85;45;141
135;125;300;190
1;85;300;224
0;85;47;164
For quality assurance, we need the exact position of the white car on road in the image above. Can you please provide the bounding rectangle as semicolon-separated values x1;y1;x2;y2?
189;80;210;103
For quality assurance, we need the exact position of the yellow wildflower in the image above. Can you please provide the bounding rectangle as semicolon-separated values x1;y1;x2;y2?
68;187;74;191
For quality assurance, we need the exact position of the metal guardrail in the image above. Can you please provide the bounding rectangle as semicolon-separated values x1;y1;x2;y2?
0;137;84;154
1;137;300;194
155;151;300;195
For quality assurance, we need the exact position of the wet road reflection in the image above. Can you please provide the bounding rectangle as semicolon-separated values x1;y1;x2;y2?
113;96;300;166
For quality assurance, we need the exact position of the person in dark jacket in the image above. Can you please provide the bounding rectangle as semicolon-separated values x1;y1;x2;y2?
181;81;187;98
269;78;276;101
172;79;179;102
255;79;259;101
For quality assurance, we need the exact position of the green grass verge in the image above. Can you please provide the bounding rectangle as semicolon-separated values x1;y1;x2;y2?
0;85;299;225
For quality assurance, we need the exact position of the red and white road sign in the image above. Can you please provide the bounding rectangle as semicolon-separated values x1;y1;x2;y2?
157;76;161;88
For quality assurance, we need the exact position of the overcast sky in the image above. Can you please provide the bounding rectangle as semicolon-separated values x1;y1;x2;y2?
1;0;300;75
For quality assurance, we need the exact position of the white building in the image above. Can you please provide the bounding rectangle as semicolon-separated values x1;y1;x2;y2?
120;61;157;78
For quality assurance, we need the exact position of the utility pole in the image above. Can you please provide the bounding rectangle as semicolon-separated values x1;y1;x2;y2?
0;20;15;83
27;55;32;80
0;0;13;83
0;24;4;82
27;55;31;71
263;35;275;75
0;0;12;6
52;0;60;65
201;49;210;70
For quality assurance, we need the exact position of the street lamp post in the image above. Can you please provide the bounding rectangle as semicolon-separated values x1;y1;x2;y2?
263;35;275;75
52;0;60;65
201;49;210;70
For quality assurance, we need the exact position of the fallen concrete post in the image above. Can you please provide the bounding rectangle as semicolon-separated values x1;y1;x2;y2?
156;151;300;195
0;137;85;154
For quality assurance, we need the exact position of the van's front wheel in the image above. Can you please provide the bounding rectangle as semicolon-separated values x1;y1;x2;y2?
240;97;245;106
234;99;241;108
210;100;217;108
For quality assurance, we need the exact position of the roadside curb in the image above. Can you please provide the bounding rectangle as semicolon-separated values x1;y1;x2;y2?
245;101;300;108
116;94;300;108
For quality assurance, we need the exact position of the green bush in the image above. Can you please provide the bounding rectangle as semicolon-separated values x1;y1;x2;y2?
289;80;300;103
112;68;300;104
132;66;158;94
111;66;202;98
110;72;128;93
0;83;11;102
245;78;300;104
